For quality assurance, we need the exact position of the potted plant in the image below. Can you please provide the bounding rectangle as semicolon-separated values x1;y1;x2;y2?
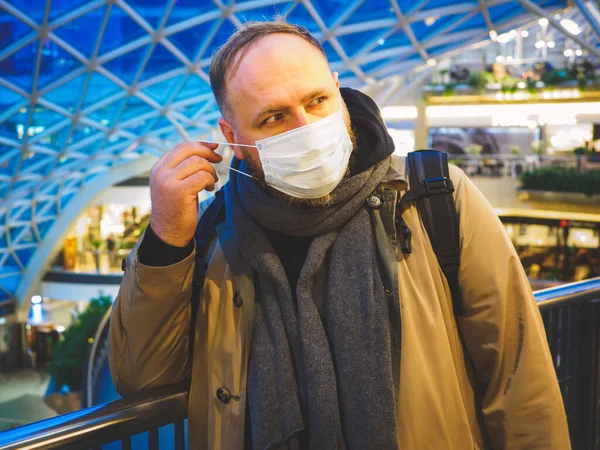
467;71;488;94
517;166;600;210
573;146;589;173
90;239;103;272
45;295;112;413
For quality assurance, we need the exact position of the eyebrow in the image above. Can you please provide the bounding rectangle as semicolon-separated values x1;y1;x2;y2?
253;88;328;123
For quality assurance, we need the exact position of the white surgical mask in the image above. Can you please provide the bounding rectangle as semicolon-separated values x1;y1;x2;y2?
208;95;353;199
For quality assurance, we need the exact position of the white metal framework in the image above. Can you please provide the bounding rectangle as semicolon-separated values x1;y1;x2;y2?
0;0;591;303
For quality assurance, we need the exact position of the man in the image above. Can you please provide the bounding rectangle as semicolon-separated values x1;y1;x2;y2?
108;19;570;450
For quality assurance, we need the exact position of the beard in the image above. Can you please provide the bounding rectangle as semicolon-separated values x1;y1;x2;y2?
239;122;357;209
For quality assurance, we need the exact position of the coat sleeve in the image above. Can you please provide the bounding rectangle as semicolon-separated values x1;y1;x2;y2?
107;228;195;396
450;166;570;449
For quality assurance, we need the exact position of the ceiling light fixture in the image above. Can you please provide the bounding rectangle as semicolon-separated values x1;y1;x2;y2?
497;33;512;44
560;19;581;35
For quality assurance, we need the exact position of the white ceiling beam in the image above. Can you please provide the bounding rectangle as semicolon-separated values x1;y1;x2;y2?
516;0;600;59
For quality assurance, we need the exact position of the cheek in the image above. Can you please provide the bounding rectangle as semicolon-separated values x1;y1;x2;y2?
241;147;265;176
241;147;260;162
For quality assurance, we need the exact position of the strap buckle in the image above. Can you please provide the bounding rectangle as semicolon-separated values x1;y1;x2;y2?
423;177;454;197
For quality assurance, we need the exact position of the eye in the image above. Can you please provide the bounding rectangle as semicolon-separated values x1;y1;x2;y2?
309;96;327;107
264;113;284;125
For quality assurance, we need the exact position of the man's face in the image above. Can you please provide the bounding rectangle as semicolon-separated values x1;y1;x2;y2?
218;33;355;207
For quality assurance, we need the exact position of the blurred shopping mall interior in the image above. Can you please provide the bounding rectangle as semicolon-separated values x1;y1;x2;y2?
0;0;599;447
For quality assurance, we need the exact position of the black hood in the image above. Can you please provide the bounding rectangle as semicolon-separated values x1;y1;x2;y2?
340;87;395;174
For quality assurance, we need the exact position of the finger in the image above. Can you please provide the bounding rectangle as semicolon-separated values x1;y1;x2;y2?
181;169;217;193
164;142;223;168
197;141;219;150
173;155;218;181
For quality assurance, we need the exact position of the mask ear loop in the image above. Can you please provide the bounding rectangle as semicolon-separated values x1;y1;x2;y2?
200;140;259;180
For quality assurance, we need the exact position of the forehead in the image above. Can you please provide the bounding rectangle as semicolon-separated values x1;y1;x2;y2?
225;33;332;107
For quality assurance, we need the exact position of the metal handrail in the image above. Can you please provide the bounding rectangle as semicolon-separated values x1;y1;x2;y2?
0;383;189;450
535;276;600;310
1;277;599;449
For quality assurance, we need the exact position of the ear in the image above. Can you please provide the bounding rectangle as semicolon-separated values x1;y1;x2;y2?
332;71;340;88
218;117;244;160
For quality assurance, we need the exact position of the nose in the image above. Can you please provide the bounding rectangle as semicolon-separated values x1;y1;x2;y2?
293;108;311;128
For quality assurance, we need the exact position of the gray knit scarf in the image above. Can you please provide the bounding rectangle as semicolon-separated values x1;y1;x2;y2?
225;146;398;450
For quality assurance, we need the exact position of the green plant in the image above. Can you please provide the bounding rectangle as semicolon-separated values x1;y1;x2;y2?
500;76;519;92
526;77;537;94
531;142;544;155
465;144;483;156
510;145;522;155
90;239;103;250
48;295;112;391
520;167;600;196
542;68;572;86
573;146;590;156
467;71;488;93
442;83;456;96
439;69;449;84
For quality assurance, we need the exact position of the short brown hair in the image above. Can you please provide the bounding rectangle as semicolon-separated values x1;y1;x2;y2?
209;17;327;118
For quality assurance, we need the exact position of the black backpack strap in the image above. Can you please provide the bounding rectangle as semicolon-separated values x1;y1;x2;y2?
189;189;226;346
401;150;463;316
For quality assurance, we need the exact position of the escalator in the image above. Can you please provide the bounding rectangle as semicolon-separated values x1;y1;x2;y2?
82;310;188;449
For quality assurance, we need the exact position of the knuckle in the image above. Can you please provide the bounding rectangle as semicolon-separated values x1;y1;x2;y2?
172;142;186;152
161;177;173;191
189;155;204;166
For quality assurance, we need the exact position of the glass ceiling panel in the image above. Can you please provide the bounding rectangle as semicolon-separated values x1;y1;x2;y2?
284;2;321;33
173;73;212;103
452;14;487;34
0;17;33;52
87;97;127;127
5;0;46;24
20;152;54;175
165;0;218;27
0;84;26;107
141;74;186;103
0;106;29;141
0;0;584;304
0;149;20;177
98;5;148;55
0;40;39;91
338;29;389;57
49;0;91;21
202;19;238;61
31;104;70;132
102;44;149;85
343;0;394;26
168;20;219;61
310;0;354;27
126;0;167;29
120;95;155;121
139;43;183;82
236;3;295;24
52;6;108;59
82;73;122;109
37;39;85;90
43;73;88;112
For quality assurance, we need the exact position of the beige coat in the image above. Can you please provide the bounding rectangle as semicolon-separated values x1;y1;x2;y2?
108;155;570;449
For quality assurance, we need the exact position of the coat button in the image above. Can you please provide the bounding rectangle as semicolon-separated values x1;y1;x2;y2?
367;194;383;209
121;258;127;272
233;292;243;307
216;387;231;404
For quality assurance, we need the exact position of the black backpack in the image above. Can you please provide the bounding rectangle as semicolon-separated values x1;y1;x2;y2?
191;149;462;319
